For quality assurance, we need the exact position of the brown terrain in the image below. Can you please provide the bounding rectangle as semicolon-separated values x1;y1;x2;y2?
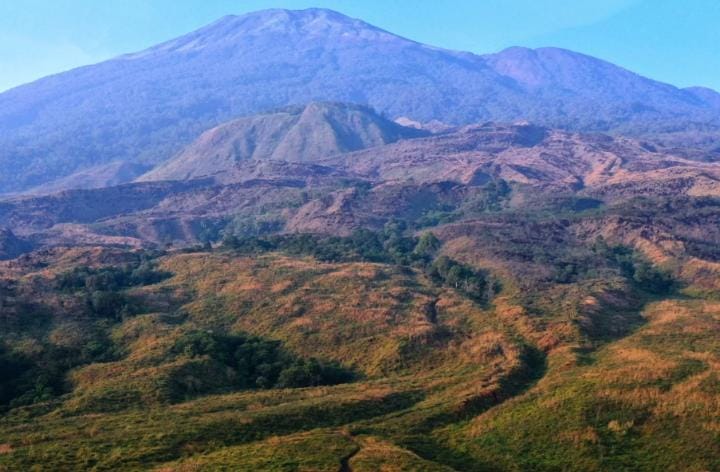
1;112;719;255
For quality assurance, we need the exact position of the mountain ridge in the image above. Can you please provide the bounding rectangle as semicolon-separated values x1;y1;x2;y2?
0;8;719;194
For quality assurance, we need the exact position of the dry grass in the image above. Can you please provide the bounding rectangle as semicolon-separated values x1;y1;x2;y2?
450;296;720;470
2;243;719;471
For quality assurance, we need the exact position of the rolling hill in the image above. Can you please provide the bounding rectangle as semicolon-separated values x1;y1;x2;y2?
0;192;718;470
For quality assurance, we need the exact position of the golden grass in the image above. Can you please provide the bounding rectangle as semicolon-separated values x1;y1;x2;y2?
349;436;454;471
5;244;718;470
156;253;470;375
453;295;720;470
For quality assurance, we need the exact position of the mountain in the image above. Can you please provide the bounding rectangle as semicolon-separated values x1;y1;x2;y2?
1;8;719;194
685;86;720;109
26;162;152;195
482;47;716;130
140;102;425;181
2;9;720;470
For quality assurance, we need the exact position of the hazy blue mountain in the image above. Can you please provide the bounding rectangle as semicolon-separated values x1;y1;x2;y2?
0;8;718;193
685;86;720;109
482;46;717;129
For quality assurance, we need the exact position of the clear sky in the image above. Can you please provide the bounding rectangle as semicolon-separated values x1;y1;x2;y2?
1;0;718;93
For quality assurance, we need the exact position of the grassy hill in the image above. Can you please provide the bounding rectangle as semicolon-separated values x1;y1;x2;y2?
0;202;718;470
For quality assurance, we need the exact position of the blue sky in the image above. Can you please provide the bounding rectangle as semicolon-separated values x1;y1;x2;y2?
1;0;718;92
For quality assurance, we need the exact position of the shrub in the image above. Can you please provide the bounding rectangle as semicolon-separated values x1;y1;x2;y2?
171;331;356;392
413;232;441;259
592;237;674;294
55;260;170;293
428;256;490;302
88;291;131;320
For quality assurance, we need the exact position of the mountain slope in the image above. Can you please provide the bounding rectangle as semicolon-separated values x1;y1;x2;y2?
686;86;720;109
140;102;425;181
483;47;716;131
0;228;30;260
325;122;720;198
1;197;719;470
1;8;718;193
1;121;719;249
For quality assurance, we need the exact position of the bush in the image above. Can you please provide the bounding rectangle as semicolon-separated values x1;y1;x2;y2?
171;331;355;392
428;256;490;302
56;260;170;293
0;347;29;405
88;291;130;319
413;232;441;259
0;338;118;409
222;229;500;303
592;237;674;294
632;261;674;294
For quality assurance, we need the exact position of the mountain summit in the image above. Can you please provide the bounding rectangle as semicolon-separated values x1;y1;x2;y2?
129;8;405;58
0;8;718;194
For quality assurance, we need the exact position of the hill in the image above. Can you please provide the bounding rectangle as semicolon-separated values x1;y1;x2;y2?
0;202;718;469
0;229;30;260
0;119;718;469
0;8;718;193
326;123;720;198
140;102;425;181
0;120;719;249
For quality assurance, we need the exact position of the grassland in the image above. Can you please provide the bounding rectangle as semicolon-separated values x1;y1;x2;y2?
0;220;718;471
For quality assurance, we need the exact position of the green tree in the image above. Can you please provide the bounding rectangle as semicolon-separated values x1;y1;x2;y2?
414;232;441;259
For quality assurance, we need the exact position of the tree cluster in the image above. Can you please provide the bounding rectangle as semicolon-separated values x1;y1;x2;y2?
172;331;355;391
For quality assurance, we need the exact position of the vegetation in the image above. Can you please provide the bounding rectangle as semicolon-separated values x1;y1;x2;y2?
222;228;400;264
1;11;720;469
427;256;493;302
223;225;498;304
55;258;170;293
592;237;674;294
0;335;117;410
171;330;355;390
0;191;715;470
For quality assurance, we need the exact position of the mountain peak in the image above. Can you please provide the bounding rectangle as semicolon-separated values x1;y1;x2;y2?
130;8;402;58
212;8;364;31
217;8;400;39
